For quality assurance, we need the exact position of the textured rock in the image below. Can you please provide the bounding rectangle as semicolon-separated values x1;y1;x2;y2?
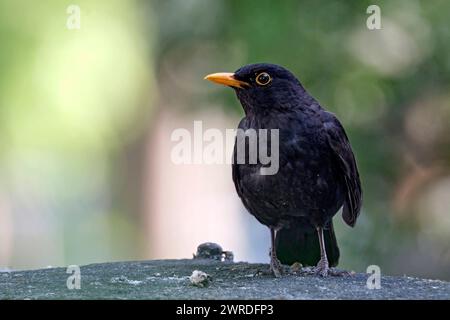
0;259;449;300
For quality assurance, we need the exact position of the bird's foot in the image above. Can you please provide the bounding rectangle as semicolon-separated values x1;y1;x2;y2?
313;258;330;277
310;260;352;277
270;263;283;278
270;253;283;278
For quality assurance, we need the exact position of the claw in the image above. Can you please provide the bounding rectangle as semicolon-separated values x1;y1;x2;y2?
271;266;282;278
270;254;283;277
313;261;352;277
313;258;330;277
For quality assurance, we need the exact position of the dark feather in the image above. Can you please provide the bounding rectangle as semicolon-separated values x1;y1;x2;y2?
322;112;362;227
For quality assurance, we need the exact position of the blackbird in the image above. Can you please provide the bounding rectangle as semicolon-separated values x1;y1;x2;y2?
205;63;362;277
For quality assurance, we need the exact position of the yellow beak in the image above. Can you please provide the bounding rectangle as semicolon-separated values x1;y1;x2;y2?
204;72;249;89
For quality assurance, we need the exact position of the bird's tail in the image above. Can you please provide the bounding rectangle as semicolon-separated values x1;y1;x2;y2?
275;218;340;267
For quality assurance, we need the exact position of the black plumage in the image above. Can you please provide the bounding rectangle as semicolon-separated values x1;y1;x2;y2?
205;63;362;276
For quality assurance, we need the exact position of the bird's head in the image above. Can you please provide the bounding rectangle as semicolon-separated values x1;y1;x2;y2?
205;63;307;114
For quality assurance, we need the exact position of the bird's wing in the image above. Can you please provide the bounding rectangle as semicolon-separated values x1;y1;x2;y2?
231;142;243;197
232;118;248;199
322;112;362;227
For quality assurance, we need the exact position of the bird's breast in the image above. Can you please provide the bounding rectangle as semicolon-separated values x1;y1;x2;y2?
233;116;344;220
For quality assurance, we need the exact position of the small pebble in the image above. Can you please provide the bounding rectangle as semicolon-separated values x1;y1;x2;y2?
290;262;303;272
189;270;211;288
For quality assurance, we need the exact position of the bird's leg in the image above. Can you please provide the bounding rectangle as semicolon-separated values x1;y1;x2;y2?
314;226;330;277
269;228;283;277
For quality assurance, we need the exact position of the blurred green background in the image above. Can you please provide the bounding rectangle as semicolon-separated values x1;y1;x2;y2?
0;0;449;280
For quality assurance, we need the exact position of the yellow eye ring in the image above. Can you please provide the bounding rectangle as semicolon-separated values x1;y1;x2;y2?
255;72;272;86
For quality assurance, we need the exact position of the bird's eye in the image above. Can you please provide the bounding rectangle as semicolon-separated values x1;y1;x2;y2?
255;72;272;86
